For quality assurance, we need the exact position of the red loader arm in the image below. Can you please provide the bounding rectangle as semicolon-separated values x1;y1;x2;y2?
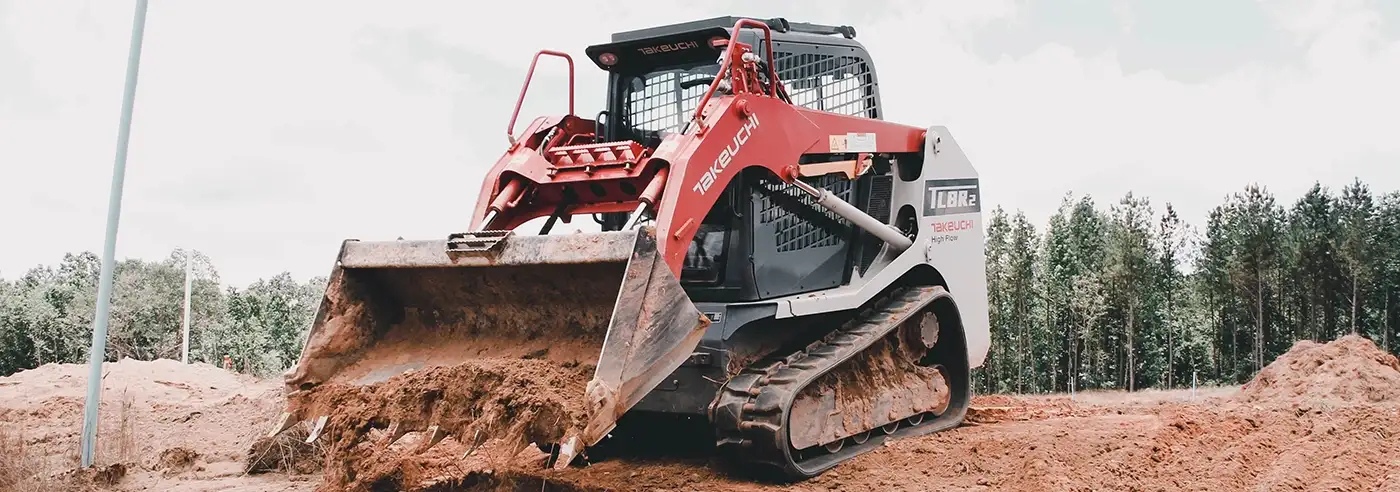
472;19;930;278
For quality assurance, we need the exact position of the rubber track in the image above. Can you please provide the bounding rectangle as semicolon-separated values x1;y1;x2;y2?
710;285;969;480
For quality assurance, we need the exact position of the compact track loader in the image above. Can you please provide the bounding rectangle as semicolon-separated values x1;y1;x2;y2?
270;16;991;480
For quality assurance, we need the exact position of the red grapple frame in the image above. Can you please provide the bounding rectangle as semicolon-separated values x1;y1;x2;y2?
469;19;930;278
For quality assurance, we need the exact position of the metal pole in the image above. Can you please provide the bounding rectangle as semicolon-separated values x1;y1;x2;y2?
80;0;149;468
180;251;192;364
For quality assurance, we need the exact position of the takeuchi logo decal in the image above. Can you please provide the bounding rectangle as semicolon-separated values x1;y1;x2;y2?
932;219;975;233
692;113;760;196
638;40;700;55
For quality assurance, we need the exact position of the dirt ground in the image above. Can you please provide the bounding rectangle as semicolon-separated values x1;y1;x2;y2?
3;334;1399;491
0;358;317;491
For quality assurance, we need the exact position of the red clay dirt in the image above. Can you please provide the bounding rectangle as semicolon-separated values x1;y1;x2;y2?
3;334;1399;491
287;356;595;491
0;358;315;491
1237;333;1400;407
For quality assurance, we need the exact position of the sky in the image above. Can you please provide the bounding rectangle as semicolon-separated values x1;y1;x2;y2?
1;0;1397;287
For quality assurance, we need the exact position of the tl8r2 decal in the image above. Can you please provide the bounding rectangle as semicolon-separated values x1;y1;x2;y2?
923;178;981;216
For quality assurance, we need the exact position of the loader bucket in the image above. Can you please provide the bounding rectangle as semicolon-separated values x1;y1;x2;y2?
278;227;709;465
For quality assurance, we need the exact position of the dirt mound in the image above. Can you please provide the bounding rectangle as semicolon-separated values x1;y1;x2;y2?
1146;403;1400;491
0;358;317;491
288;357;594;491
6;346;1398;490
476;390;1399;492
1238;334;1400;408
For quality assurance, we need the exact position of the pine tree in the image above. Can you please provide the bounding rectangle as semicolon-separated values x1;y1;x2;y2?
1283;183;1340;342
1223;185;1283;376
982;206;1013;392
1374;192;1400;352
1156;203;1191;387
1336;178;1377;336
1105;192;1155;391
1008;212;1040;392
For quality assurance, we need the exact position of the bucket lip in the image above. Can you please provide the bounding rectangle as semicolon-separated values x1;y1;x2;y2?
336;229;649;268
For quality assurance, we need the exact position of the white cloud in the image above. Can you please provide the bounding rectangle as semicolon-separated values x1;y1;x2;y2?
868;0;1400;225
1;0;1396;286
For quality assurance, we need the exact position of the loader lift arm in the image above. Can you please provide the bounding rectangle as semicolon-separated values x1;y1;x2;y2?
468;18;930;278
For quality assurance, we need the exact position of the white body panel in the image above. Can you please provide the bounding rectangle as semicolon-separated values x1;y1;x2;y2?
767;126;991;368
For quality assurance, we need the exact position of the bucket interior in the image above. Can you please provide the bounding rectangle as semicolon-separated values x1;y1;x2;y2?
315;261;630;387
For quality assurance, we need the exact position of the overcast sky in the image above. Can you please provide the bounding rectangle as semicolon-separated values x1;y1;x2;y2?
2;0;1397;287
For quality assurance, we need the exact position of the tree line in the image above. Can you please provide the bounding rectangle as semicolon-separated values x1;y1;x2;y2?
2;178;1397;393
0;249;325;378
976;179;1400;394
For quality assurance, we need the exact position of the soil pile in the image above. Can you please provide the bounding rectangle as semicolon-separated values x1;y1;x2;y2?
530;391;1400;492
286;357;594;491
1237;334;1400;407
0;358;317;491
6;342;1399;491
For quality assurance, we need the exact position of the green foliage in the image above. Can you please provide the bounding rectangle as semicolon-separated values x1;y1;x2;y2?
975;178;1400;394
0;249;323;378
3;178;1397;394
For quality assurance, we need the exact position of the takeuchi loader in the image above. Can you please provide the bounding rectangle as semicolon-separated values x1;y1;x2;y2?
269;16;991;480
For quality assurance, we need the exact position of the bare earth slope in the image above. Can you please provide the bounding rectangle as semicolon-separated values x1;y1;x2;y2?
3;333;1398;491
0;358;316;491
330;334;1400;491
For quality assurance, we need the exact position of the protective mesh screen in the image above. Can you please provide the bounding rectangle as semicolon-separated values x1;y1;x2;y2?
754;173;854;252
626;71;713;132
770;52;876;118
858;174;894;272
625;49;877;133
623;45;880;254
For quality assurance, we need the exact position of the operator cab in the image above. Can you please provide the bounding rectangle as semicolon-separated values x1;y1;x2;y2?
584;16;894;303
